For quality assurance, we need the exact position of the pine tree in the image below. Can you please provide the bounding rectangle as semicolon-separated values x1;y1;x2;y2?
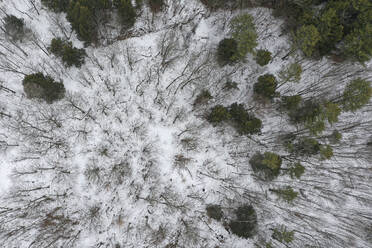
50;38;86;68
217;38;239;65
270;187;298;203
342;78;372;111
194;90;213;106
206;205;223;221
22;73;65;103
229;103;262;135
253;74;278;100
287;162;305;179
250;152;282;181
295;24;321;57
67;1;96;43
272;225;295;243
41;0;70;12
278;62;302;84
115;0;136;28
281;95;302;111
229;205;258;238
320;144;333;160
207;105;231;124
149;0;164;12
4;15;25;41
230;14;257;60
255;49;272;66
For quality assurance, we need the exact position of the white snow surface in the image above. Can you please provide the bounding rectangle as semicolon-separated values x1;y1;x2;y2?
0;1;371;248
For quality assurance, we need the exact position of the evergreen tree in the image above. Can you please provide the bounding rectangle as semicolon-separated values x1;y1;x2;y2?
206;205;223;221
22;73;65;103
194;90;213;106
255;49;272;66
329;130;342;144
253;74;278;99
250;152;282;181
229;103;262;135
207;105;231;124
344;26;372;63
115;0;136;27
295;24;321;57
320;144;333;160
217;38;238;65
342;78;372;111
272;226;295;243
50;38;86;68
281;95;302;111
67;1;96;43
229;205;258;238
288;137;321;157
317;7;344;55
230;14;257;60
149;0;164;12
4;15;25;41
200;0;250;10
287;162;305;179
322;102;341;124
270;187;298;203
278;62;302;84
49;37;64;57
41;0;70;12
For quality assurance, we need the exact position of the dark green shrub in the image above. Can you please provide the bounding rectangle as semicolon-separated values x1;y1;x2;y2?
207;105;231;124
22;73;65;103
148;0;164;12
194;90;212;106
206;205;223;221
249;152;282;181
253;74;278;99
50;38;86;68
229;205;257;238
4;15;25;41
229;103;262;135
217;38;238;66
255;49;272;66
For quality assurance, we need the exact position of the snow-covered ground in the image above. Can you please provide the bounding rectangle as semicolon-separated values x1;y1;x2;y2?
0;1;371;247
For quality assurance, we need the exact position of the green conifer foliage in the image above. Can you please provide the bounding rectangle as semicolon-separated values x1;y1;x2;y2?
22;73;65;103
342;78;372;111
250;152;282;181
230;14;257;59
253;74;278;99
229;205;258;238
